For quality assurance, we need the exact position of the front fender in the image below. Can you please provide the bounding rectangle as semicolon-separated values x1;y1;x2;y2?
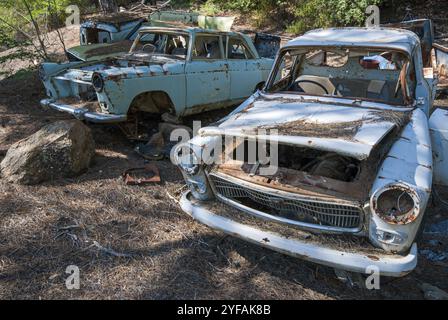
99;65;186;115
369;108;432;253
40;61;85;98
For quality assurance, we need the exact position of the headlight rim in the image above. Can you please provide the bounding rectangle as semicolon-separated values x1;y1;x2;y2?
370;183;421;225
173;143;201;176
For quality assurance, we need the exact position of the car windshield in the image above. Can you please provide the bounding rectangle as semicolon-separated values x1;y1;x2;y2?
129;31;190;59
266;47;415;106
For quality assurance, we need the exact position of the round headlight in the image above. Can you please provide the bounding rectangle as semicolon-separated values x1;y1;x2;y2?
38;65;47;81
92;73;104;92
173;144;200;176
371;184;420;225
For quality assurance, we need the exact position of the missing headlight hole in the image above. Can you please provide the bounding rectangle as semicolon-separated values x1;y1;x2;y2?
376;188;416;224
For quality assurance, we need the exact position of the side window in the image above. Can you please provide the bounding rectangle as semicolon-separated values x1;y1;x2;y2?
192;35;223;60
227;37;254;59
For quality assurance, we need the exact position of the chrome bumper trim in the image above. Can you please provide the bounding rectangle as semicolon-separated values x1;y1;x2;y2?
180;191;417;277
40;99;127;123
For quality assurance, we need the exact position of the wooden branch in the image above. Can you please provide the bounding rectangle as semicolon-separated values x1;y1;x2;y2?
0;16;47;60
21;0;49;59
47;0;67;54
89;241;134;258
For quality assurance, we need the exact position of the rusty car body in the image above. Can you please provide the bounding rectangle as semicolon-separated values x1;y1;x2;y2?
39;26;275;123
176;25;448;277
79;12;146;46
65;12;147;62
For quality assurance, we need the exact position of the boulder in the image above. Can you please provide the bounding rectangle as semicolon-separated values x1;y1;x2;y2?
0;120;95;184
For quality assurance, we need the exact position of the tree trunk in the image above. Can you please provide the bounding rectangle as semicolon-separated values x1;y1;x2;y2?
98;0;119;14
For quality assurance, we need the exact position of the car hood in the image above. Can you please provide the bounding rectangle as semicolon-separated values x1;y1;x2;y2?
67;40;133;61
199;93;411;160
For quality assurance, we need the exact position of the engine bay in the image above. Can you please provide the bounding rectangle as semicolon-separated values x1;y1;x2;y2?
217;138;387;202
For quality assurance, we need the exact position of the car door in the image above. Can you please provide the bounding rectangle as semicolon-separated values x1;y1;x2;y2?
430;108;448;186
185;34;230;110
226;35;264;100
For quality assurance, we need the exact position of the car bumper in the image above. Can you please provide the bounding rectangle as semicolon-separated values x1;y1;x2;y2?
180;191;418;277
40;99;127;123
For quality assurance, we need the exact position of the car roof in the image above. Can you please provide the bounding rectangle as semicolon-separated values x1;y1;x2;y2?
284;27;421;54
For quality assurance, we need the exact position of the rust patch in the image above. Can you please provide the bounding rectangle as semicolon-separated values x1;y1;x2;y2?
122;164;161;185
373;185;419;225
213;122;404;203
216;162;365;202
266;119;364;139
259;109;410;140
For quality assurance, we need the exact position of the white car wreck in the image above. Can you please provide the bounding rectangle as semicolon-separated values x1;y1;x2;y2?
175;26;448;277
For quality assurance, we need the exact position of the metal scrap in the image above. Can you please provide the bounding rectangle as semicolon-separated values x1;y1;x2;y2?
122;164;161;185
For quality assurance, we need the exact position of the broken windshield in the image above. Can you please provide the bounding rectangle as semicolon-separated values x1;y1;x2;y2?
266;47;415;106
129;31;190;59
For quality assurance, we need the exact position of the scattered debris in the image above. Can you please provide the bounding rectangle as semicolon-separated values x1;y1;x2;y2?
0;120;95;185
87;240;135;258
135;122;192;160
161;112;181;124
333;269;357;288
420;283;448;300
122;164;161;185
135;133;165;160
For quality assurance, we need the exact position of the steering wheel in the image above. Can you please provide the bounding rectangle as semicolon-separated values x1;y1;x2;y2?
142;43;156;53
288;79;330;95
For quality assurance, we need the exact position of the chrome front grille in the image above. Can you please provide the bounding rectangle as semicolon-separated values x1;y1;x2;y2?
209;173;363;232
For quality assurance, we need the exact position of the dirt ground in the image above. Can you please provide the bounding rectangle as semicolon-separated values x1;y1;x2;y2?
1;1;448;299
1;68;448;300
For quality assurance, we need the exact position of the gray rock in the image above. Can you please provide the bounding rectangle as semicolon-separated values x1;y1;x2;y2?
0;120;95;184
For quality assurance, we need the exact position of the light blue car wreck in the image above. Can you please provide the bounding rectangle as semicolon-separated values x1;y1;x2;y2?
39;26;275;123
176;23;448;277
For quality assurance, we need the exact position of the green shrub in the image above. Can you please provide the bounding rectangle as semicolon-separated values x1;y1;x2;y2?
193;0;384;34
